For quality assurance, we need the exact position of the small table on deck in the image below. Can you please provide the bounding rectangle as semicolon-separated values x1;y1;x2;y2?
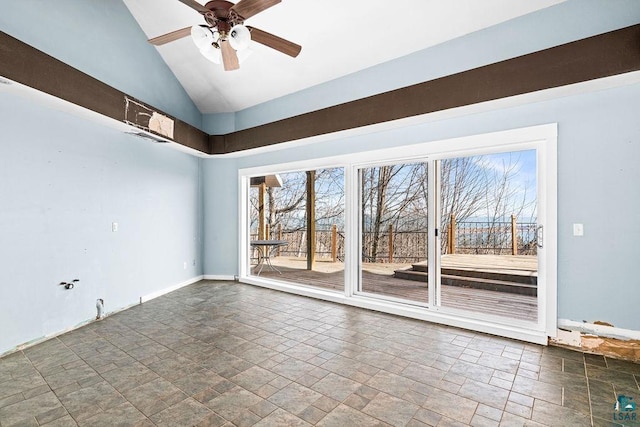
250;240;288;275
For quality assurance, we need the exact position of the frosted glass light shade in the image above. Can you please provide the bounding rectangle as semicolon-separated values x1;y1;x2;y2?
191;25;213;50
200;44;221;64
229;24;251;51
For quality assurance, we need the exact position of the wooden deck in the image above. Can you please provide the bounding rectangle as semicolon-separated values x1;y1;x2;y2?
253;255;538;322
413;254;537;277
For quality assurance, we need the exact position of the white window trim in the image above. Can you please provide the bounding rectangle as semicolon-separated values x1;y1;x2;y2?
238;124;557;344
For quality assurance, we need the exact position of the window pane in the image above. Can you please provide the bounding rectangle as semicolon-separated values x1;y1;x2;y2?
249;168;345;291
359;162;428;304
439;150;538;322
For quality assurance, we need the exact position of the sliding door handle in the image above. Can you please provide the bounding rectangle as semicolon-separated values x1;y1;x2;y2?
537;225;544;248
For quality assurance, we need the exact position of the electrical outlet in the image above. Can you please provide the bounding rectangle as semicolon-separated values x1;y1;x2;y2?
573;223;584;236
112;222;118;232
183;261;187;270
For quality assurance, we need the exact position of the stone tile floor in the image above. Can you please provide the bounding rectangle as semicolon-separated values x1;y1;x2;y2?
1;280;639;426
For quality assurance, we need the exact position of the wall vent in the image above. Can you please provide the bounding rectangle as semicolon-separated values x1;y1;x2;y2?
125;131;170;144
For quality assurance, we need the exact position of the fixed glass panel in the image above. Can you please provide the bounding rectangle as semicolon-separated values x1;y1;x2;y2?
438;150;538;322
248;168;345;291
359;162;429;304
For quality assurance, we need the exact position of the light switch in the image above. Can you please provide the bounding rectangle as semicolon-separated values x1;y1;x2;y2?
573;223;583;236
112;222;118;232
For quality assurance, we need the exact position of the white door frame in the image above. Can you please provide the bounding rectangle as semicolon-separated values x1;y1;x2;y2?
238;124;557;344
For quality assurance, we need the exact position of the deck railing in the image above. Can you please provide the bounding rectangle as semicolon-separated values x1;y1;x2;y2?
251;217;537;262
443;215;537;256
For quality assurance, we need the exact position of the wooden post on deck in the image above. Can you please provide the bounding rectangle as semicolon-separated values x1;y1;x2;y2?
277;224;283;256
306;171;316;270
331;224;338;262
388;224;394;263
511;214;518;255
449;214;456;254
266;224;270;240
258;182;266;240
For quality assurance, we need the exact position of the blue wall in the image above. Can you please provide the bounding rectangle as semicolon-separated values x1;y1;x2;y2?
202;113;236;135
0;0;202;128
203;158;238;275
0;91;203;354
203;82;640;331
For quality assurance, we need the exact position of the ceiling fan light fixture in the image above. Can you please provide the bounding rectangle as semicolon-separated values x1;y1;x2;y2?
211;29;221;43
200;44;222;64
149;0;301;71
228;24;251;51
190;25;213;50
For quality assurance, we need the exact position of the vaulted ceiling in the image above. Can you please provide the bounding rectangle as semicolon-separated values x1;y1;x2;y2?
122;0;565;114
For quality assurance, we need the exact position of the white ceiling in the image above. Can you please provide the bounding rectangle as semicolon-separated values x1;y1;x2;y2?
123;0;564;114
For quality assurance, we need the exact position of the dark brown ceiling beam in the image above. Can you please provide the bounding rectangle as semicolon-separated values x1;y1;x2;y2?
219;23;640;153
2;24;640;156
0;31;209;154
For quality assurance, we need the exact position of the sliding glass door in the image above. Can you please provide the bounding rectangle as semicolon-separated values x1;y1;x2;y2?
437;150;539;324
240;124;556;342
247;168;345;292
355;149;541;326
357;161;430;305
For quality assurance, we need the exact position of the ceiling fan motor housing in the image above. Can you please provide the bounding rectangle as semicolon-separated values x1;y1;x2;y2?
204;1;244;35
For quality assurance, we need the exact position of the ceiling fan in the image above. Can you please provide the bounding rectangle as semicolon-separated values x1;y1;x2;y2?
148;0;301;71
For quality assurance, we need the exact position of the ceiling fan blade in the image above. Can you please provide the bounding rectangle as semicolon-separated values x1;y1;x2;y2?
231;0;280;19
148;27;192;46
177;0;209;13
220;40;240;71
247;26;301;57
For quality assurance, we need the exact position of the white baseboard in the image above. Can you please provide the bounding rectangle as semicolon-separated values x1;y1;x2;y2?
557;318;640;341
139;275;203;303
552;328;582;347
1;275;207;357
203;275;236;281
0;318;97;358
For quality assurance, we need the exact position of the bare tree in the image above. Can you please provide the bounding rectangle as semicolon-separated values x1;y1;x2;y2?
360;152;536;258
440;152;537;253
361;163;426;260
250;150;535;260
440;157;486;223
250;168;345;236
